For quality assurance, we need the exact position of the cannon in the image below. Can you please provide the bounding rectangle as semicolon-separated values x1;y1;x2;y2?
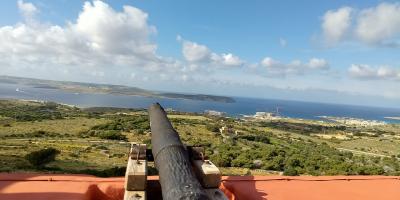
124;103;227;200
149;103;209;200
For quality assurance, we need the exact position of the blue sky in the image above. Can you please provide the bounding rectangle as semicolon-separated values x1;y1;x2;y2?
0;0;400;107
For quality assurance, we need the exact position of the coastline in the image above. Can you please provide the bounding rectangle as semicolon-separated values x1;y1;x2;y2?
1;82;400;124
385;117;400;121
0;75;236;104
2;98;399;125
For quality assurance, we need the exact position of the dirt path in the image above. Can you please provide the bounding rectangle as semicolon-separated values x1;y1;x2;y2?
336;147;389;157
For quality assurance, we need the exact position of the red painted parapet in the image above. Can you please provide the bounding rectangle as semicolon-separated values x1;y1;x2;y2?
1;174;400;200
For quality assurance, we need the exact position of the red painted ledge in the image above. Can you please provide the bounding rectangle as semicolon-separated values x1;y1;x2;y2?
0;173;399;200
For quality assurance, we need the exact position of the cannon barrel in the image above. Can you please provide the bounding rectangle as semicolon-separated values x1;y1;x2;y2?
149;103;209;200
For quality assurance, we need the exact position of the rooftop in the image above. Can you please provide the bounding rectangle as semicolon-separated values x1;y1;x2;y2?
1;174;399;200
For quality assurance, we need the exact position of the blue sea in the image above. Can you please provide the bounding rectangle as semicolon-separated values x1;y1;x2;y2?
1;83;400;123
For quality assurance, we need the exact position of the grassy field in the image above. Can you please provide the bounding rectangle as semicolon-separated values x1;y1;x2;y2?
0;139;129;172
0;117;110;136
337;137;400;156
1;99;399;176
167;114;210;121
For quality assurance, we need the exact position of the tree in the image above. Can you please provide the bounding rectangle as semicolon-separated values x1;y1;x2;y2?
25;148;60;168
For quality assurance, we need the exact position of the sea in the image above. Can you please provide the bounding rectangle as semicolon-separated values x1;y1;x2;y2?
1;82;400;123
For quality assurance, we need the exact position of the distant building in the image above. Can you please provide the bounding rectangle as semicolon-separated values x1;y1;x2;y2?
254;112;276;118
204;110;225;117
242;112;282;120
165;108;176;112
321;116;386;127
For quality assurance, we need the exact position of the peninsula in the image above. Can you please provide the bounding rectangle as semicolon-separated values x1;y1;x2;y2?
0;75;235;103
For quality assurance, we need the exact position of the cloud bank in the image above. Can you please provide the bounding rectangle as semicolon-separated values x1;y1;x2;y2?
178;36;244;72
0;0;399;106
349;64;400;81
321;2;400;47
259;57;329;76
0;0;333;82
0;0;182;80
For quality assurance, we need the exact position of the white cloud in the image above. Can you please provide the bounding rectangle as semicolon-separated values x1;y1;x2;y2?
355;3;400;46
182;40;211;62
0;0;180;81
259;57;329;76
321;3;400;47
179;37;243;69
260;57;278;67
322;7;353;44
181;74;189;81
1;1;333;85
221;53;243;66
349;64;400;80
17;0;38;22
74;1;157;56
308;58;329;69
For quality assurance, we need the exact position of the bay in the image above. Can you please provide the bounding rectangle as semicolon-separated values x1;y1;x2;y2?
1;83;399;123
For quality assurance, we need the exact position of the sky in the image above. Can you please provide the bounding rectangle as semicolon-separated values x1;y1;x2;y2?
0;0;400;108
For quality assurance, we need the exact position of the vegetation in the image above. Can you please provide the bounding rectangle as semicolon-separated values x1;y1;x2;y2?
0;100;81;122
206;123;220;132
25;148;60;168
237;134;270;144
1;99;399;177
97;130;127;141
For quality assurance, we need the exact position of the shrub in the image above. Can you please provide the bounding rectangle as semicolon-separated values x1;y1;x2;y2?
283;167;298;176
231;154;252;168
238;135;270;144
95;145;109;150
69;152;79;158
25;148;60;168
76;167;126;177
97;130;127;141
209;154;231;167
206;123;220;133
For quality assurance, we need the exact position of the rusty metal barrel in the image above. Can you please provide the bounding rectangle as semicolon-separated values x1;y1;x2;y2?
148;103;209;200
